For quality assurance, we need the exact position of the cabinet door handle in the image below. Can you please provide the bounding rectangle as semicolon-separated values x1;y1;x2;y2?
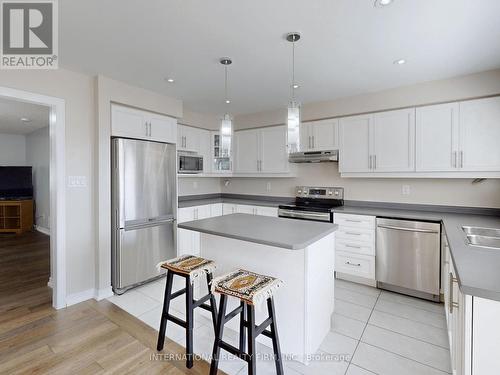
369;155;372;170
449;272;458;314
312;136;315;149
308;136;312;149
345;244;362;249
452;151;457;168
459;151;464;168
345;261;361;267
145;122;149;136
374;155;377;170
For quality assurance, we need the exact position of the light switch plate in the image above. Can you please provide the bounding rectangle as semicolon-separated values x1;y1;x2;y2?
68;176;87;188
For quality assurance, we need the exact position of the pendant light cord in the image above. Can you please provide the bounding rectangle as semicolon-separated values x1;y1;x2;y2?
292;39;295;102
225;65;228;104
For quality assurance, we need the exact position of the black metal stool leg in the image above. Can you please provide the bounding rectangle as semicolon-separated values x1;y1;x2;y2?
157;271;173;351
239;300;246;352
206;272;218;334
267;297;284;375
210;294;227;375
185;275;194;368
247;304;256;375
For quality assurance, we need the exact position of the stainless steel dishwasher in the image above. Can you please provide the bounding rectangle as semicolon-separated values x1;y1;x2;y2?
376;218;441;302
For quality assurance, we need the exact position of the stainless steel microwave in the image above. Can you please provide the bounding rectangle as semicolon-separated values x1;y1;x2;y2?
178;152;203;173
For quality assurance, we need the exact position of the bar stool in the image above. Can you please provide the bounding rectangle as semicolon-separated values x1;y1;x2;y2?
156;254;218;369
209;269;284;375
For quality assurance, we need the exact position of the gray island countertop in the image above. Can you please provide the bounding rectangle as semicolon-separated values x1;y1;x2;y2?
178;213;338;250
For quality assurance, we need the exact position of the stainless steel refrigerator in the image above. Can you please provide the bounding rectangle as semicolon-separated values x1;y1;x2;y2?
111;138;177;294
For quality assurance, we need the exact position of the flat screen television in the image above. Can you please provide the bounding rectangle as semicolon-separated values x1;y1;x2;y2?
0;166;33;200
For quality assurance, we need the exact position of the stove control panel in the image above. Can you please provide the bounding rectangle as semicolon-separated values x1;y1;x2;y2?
296;186;344;199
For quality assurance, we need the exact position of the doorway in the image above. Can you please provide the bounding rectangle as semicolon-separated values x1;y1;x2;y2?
0;86;65;309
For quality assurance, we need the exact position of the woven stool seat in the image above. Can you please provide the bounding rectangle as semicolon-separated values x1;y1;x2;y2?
211;269;283;305
159;255;216;278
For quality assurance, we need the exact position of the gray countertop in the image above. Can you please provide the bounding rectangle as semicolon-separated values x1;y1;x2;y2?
335;205;500;301
178;195;500;301
178;213;338;250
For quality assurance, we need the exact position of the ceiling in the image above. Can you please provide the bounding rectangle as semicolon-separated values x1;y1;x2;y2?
0;97;49;135
59;0;500;115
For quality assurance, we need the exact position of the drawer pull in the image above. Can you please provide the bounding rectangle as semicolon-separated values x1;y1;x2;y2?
345;244;362;249
346;261;361;267
345;219;362;223
345;232;362;236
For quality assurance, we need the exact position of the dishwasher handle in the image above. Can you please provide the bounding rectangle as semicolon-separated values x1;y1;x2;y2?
377;224;439;234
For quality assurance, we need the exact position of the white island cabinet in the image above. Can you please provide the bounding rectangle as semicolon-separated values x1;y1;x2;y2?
178;213;337;364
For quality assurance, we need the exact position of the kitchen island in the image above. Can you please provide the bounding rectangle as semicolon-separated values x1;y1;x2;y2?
178;213;337;364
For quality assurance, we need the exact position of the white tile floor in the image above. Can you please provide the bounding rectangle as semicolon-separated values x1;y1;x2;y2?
108;277;451;375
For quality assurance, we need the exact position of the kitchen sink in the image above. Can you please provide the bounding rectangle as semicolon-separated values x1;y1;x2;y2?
466;235;500;249
462;226;500;238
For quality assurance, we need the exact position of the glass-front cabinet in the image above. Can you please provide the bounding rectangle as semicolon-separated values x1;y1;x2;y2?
212;131;232;173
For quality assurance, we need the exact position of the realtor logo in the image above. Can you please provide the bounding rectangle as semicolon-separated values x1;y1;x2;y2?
1;0;58;69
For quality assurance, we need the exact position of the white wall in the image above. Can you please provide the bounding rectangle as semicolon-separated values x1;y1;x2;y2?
0;133;26;166
178;177;221;196
26;126;50;229
0;68;96;297
222;164;500;208
225;69;500;208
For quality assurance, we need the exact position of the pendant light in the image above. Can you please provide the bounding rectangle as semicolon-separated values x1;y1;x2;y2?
286;32;301;154
220;57;233;158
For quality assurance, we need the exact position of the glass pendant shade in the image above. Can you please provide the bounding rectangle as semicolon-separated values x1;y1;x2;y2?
287;101;301;153
220;113;233;157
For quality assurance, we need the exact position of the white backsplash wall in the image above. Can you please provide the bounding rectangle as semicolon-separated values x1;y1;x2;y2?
178;177;221;196
221;163;500;208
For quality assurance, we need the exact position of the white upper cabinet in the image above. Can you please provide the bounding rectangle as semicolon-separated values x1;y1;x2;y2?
235;125;288;174
459;96;500;171
177;125;212;173
300;119;339;151
339;114;372;173
111;104;177;144
416;103;459;172
178;125;199;151
259;126;288;173
235;129;260;173
371;108;415;172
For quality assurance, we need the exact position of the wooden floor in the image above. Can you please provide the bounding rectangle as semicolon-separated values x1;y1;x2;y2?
0;231;222;374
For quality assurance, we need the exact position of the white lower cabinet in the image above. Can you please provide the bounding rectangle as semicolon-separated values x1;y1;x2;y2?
333;213;376;282
178;202;277;255
443;234;500;375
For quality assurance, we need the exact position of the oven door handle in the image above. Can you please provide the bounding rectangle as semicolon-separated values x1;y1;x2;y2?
279;209;331;221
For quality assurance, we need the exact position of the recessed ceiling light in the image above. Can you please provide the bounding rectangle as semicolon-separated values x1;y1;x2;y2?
165;78;175;83
225;100;231;104
374;0;393;7
394;59;406;65
20;117;31;122
292;84;300;89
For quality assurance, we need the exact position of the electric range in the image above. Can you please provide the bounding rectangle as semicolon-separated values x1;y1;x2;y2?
278;186;344;222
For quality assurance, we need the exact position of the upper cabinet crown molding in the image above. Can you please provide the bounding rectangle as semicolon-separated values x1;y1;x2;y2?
111;104;177;144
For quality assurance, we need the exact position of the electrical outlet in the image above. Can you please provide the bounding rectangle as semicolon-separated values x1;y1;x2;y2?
402;185;411;196
266;182;272;192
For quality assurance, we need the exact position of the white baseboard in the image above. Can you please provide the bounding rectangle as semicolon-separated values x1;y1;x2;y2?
65;288;95;307
335;272;377;287
94;286;114;301
35;225;51;236
65;286;114;307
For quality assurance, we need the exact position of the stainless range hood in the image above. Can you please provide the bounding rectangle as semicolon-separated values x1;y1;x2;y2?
288;150;338;163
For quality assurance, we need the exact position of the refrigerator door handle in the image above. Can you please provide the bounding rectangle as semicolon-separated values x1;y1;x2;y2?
124;217;175;231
